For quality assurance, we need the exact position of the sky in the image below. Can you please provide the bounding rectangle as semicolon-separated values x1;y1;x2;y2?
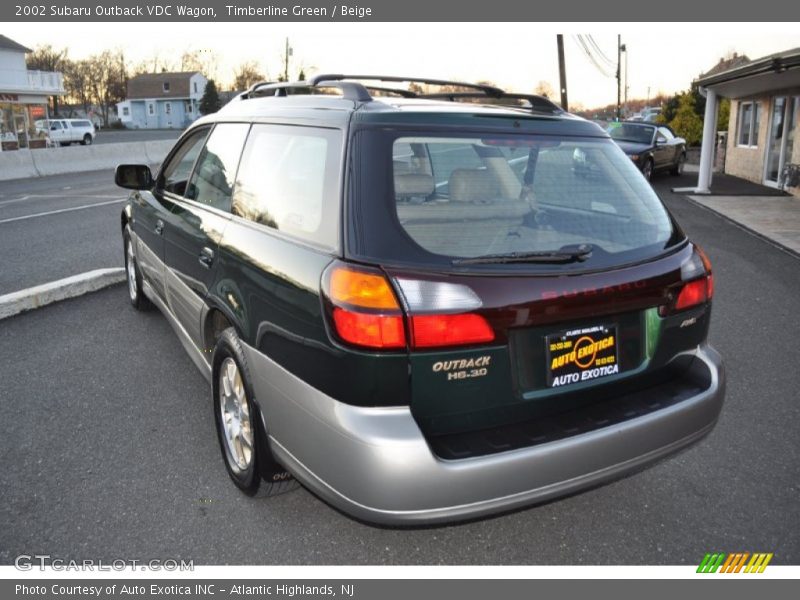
9;22;800;108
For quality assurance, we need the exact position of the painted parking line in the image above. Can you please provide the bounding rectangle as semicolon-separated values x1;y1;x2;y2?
0;198;125;224
0;193;120;208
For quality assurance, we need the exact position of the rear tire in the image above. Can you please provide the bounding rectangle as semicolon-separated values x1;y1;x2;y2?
81;134;92;146
642;158;654;181
212;327;298;497
123;226;152;311
671;153;686;176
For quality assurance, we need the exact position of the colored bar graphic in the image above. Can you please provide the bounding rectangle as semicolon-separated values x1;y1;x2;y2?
697;553;727;573
698;552;773;573
733;552;749;573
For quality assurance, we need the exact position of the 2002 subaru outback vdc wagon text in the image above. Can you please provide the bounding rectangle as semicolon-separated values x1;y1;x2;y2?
115;75;725;525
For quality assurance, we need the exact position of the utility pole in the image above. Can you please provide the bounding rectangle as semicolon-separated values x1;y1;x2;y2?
624;44;629;115
557;34;568;111
283;37;292;81
616;34;622;121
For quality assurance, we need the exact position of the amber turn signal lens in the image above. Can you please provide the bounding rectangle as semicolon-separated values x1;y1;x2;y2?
329;267;401;310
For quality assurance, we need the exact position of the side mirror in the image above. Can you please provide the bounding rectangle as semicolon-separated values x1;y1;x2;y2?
50;125;58;131
656;136;667;145
115;164;154;190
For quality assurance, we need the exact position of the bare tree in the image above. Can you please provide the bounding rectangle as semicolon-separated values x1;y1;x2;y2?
232;61;265;91
534;81;555;99
180;48;218;80
131;53;176;76
86;50;127;127
63;59;93;117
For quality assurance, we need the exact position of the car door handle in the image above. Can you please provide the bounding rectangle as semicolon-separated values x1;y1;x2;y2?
154;219;164;236
199;246;215;269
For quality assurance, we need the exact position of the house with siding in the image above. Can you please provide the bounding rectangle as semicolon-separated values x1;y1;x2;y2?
117;71;207;129
689;49;800;197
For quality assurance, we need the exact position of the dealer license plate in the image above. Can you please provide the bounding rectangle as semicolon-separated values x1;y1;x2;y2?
546;324;619;388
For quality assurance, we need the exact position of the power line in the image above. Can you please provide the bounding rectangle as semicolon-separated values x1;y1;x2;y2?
586;35;615;67
572;35;614;78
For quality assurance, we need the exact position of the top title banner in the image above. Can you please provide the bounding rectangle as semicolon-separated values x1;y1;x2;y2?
4;0;800;21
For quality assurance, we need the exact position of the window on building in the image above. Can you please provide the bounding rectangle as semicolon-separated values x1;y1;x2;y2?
738;101;761;147
148;103;154;116
122;107;130;116
163;82;170;93
193;82;198;93
165;102;171;115
185;101;192;114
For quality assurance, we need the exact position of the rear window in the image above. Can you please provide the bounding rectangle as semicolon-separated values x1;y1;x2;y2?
73;120;93;128
349;130;680;271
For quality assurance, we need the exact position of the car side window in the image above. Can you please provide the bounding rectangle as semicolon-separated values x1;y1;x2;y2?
185;123;250;212
159;128;209;197
232;124;342;248
657;127;674;141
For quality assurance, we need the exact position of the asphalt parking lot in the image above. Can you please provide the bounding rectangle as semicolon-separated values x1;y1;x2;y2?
0;171;798;565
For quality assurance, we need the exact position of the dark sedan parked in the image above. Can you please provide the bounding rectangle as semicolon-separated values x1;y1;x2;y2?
607;122;686;180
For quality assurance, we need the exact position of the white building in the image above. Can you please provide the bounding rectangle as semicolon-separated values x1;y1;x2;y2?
0;34;65;150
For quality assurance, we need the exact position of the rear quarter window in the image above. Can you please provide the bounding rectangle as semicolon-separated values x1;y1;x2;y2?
231;124;342;250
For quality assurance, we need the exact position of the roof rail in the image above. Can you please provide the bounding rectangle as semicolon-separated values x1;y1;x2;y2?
242;79;372;102
363;85;417;98
420;92;563;114
239;75;565;114
309;74;505;97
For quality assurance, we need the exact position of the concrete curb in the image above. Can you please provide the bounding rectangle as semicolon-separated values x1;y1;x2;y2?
0;268;126;320
685;196;800;261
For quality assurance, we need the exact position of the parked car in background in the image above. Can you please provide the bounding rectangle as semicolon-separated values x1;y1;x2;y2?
640;107;662;122
34;119;96;146
607;121;686;180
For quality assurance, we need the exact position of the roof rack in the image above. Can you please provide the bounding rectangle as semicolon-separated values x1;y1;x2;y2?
419;92;562;113
240;75;565;114
242;79;372;102
308;74;505;97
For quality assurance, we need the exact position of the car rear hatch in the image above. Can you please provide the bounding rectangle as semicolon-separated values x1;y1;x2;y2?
339;118;714;451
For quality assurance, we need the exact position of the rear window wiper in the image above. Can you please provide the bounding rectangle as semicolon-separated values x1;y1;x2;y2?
452;244;593;265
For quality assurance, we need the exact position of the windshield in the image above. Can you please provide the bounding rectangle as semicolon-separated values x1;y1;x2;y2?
607;123;655;144
349;130;680;272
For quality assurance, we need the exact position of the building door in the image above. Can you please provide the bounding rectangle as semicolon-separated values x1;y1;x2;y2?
14;114;28;148
764;96;798;187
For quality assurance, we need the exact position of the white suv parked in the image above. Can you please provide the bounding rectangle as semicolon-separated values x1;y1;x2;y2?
35;119;96;146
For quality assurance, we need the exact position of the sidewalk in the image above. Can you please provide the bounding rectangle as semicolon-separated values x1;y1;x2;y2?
688;194;800;256
672;172;800;257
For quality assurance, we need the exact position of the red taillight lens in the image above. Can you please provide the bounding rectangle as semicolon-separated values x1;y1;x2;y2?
674;278;709;311
410;314;495;348
332;308;405;349
325;264;407;350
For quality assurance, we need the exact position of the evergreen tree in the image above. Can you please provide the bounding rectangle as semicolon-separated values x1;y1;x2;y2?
669;93;704;146
199;80;222;115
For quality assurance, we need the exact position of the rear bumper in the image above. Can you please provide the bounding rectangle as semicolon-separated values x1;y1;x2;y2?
244;342;724;525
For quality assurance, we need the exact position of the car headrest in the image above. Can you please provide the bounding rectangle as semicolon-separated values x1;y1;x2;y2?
448;169;499;202
394;173;435;198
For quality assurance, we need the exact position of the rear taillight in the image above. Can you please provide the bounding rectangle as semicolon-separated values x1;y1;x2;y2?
332;308;405;349
410;314;494;348
323;262;495;350
661;245;714;315
674;278;710;311
324;264;406;350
